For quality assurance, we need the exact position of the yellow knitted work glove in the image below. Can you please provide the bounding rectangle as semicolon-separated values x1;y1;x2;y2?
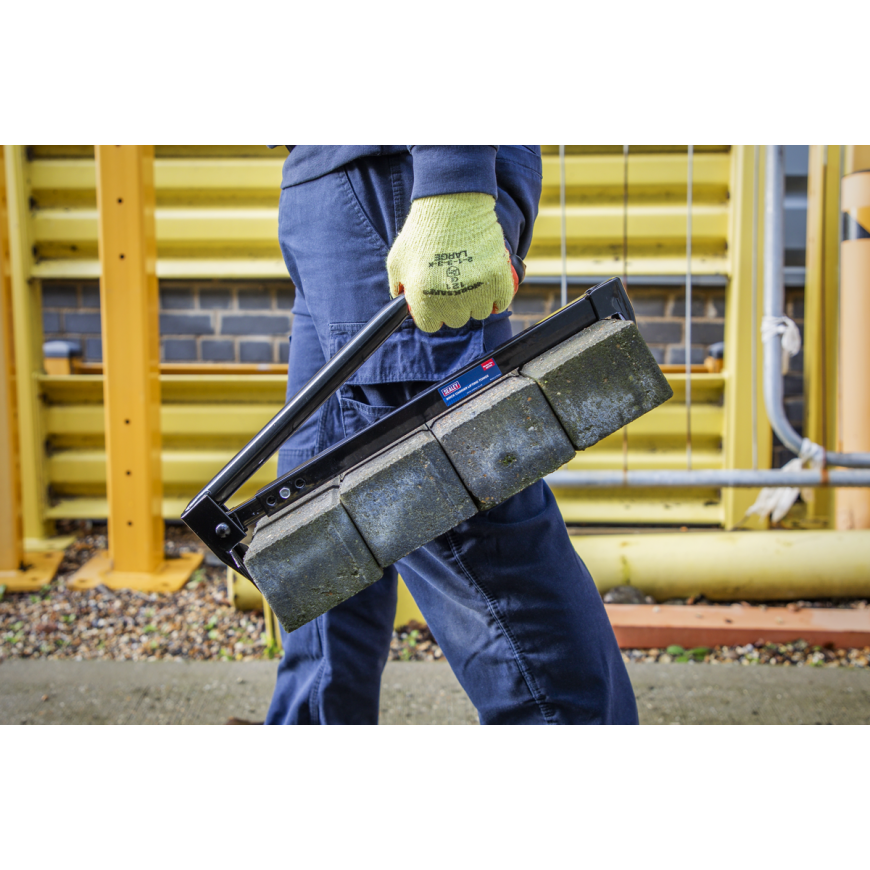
387;192;518;333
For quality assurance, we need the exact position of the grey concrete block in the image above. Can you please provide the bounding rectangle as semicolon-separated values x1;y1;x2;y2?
666;346;707;366
220;314;290;336
430;375;576;511
522;319;673;451
239;341;273;363
340;429;476;566
238;289;272;310
671;296;707;318
638;320;682;345
65;312;102;333
201;340;235;362
81;284;100;308
164;339;198;361
42;284;78;308
42;311;61;333
85;338;102;361
199;288;232;309
276;286;295;310
630;294;667;317
160;286;193;310
691;321;725;346
245;484;382;633
160;313;213;335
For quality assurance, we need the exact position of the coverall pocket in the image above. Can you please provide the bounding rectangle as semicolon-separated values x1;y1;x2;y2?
328;318;487;441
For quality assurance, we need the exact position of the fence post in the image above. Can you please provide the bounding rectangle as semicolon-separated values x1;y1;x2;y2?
3;146;64;549
69;146;201;591
803;145;841;527
722;145;772;529
1;148;64;589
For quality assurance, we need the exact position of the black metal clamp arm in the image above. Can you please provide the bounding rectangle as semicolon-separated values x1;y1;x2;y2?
182;295;410;576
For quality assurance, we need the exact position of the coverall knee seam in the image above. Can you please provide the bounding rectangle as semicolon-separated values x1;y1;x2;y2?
443;529;558;725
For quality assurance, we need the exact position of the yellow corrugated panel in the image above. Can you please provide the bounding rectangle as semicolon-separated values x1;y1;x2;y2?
25;145;733;280
551;371;724;525
40;370;723;525
553;489;722;526
539;152;730;196
27;146;734;527
527;147;731;277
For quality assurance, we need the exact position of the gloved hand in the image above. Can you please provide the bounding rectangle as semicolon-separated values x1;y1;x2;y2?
387;192;519;333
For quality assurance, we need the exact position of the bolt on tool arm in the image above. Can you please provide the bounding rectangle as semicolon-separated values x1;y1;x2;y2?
182;278;635;579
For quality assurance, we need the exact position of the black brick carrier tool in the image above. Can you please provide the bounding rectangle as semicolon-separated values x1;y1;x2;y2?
182;277;672;632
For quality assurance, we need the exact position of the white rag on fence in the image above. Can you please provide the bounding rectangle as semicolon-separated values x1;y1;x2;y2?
761;314;802;375
745;316;825;523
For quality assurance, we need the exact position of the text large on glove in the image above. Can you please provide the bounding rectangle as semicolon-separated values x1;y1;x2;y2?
387;192;519;333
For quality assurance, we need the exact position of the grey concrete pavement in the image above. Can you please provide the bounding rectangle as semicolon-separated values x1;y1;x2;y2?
2;659;869;725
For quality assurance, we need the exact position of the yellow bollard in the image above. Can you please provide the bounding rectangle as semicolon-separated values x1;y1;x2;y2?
0;148;64;590
836;166;870;530
69;146;201;592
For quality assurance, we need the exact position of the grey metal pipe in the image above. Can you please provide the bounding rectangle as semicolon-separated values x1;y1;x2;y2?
762;145;804;456
545;469;870;488
763;145;870;468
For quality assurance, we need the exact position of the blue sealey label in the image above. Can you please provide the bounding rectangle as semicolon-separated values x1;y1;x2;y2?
439;358;502;407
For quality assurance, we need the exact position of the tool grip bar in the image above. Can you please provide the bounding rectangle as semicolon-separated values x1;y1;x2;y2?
202;295;410;504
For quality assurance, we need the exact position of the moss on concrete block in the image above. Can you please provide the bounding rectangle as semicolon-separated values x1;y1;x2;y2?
522;319;673;450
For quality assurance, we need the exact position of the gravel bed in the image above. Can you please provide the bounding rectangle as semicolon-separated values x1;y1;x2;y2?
621;642;870;668
390;621;444;662
2;526;869;668
0;522;271;663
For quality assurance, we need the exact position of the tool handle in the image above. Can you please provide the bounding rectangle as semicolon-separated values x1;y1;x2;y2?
204;295;410;504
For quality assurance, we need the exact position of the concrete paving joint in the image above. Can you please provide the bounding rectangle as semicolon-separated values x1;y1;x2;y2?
431;374;576;511
340;428;477;567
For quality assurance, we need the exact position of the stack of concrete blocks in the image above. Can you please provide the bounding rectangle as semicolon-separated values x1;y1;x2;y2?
246;319;673;632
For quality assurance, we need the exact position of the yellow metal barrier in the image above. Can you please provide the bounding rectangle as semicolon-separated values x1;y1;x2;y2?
67;147;200;593
8;145;775;563
1;147;64;589
25;146;732;280
39;369;714;525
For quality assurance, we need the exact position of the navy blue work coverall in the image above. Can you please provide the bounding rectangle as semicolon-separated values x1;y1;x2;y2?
265;146;638;725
